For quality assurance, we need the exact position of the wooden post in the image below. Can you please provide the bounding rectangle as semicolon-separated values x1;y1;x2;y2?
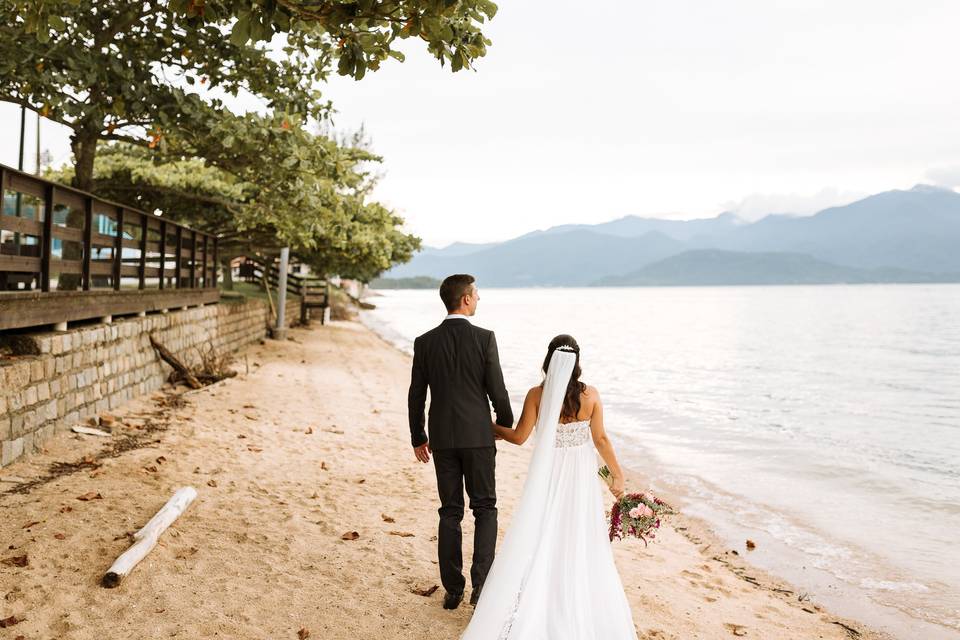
299;277;308;325
113;207;124;290
202;234;208;288
158;220;166;289
189;230;197;288
174;226;183;289
212;236;219;287
138;214;147;289
40;184;54;292
82;196;93;290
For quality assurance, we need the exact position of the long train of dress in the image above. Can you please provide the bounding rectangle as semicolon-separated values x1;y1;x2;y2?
463;419;638;640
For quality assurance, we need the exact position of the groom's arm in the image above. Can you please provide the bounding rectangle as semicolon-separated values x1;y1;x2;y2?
408;337;429;448
484;331;514;428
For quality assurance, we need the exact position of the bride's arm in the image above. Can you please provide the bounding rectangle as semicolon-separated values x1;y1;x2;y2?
588;388;625;498
494;387;541;445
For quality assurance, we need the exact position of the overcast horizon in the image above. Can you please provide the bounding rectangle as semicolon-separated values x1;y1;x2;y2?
3;0;960;247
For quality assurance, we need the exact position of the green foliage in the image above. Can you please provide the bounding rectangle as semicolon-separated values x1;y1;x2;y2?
49;141;420;281
10;0;498;79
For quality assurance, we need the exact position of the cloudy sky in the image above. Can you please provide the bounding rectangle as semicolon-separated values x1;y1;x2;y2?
3;0;959;247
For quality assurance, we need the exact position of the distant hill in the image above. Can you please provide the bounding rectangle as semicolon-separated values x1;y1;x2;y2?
385;185;960;287
596;250;960;286
387;229;685;287
369;276;441;290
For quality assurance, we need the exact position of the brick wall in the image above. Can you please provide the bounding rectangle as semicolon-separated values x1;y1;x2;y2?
0;297;301;468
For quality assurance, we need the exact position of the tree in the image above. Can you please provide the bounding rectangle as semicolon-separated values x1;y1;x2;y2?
2;1;498;190
49;140;421;284
1;0;497;190
1;2;326;190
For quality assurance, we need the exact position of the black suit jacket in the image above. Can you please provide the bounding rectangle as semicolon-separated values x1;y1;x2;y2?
408;318;513;450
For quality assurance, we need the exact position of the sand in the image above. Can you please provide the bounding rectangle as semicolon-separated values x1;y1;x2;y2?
0;321;889;639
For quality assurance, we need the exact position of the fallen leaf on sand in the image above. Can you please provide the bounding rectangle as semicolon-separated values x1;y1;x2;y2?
411;585;439;597
320;462;328;471
175;547;198;559
724;623;748;636
381;514;395;523
156;456;167;464
54;533;66;540
1;555;28;567
143;465;158;473
21;521;40;529
237;434;247;439
298;628;310;640
745;539;756;550
305;427;313;435
0;614;23;628
247;446;263;453
76;492;102;501
59;505;73;513
341;531;360;541
429;535;438;542
310;491;319;499
355;478;366;484
389;531;415;538
243;404;256;409
207;479;218;488
244;415;257;421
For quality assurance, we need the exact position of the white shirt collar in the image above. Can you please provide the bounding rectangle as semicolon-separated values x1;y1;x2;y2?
445;313;471;322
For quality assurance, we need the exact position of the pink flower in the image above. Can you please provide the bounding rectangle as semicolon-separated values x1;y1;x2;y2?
628;506;643;518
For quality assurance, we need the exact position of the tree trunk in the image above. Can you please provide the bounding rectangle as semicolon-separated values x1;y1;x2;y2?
70;130;98;192
220;255;234;290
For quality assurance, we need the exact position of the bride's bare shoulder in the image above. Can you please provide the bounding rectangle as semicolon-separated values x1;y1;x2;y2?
526;385;544;400
582;384;600;397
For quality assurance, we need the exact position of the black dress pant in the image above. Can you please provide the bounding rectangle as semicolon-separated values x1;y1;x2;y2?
433;446;497;596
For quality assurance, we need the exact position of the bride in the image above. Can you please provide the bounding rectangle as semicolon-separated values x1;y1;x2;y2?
462;335;638;639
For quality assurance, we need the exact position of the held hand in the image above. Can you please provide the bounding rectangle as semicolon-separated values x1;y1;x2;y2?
609;475;625;500
414;442;431;464
492;423;503;441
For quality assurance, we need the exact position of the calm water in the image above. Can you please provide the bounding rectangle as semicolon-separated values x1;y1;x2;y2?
363;285;960;639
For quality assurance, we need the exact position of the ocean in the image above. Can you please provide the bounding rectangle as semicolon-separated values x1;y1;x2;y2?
362;284;960;640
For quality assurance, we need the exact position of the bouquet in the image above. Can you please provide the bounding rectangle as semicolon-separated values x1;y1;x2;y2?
598;466;673;544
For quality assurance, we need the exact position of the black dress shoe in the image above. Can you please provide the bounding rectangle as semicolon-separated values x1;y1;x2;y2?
443;591;464;610
469;587;482;606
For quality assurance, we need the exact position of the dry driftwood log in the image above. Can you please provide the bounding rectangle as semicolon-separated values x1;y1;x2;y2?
149;335;202;389
102;486;198;588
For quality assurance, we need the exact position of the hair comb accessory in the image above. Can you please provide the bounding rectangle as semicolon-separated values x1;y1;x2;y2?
555;345;578;353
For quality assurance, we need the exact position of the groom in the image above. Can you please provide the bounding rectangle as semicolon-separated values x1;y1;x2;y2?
408;273;514;610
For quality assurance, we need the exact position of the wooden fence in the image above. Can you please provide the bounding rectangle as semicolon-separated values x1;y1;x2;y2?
237;255;329;325
0;162;219;331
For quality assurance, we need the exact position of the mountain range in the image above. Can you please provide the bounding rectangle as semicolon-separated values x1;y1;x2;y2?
384;185;960;287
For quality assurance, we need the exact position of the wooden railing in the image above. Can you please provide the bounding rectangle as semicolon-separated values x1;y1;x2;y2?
237;255;329;325
0;162;219;331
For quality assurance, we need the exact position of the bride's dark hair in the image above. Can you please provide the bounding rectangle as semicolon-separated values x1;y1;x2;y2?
542;334;586;422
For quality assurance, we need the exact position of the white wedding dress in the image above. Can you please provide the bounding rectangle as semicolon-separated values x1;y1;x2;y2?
462;350;637;640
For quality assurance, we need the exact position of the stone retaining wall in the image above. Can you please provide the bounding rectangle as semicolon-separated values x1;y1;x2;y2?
0;297;301;468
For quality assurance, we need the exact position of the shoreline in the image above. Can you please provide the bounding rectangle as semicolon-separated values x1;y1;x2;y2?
0;321;893;639
362;310;957;640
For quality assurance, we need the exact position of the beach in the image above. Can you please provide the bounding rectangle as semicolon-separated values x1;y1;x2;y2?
0;321;887;639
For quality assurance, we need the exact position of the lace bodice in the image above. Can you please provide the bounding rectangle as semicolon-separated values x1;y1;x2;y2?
555;419;591;448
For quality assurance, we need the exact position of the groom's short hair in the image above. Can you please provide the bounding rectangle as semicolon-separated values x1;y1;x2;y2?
440;274;476;312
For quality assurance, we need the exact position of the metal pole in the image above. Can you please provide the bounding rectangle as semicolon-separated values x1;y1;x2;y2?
35;111;41;174
14;107;25;254
274;246;289;339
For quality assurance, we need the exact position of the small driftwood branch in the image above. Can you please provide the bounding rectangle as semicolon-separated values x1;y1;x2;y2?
72;426;112;437
149;335;202;389
102;486;198;588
